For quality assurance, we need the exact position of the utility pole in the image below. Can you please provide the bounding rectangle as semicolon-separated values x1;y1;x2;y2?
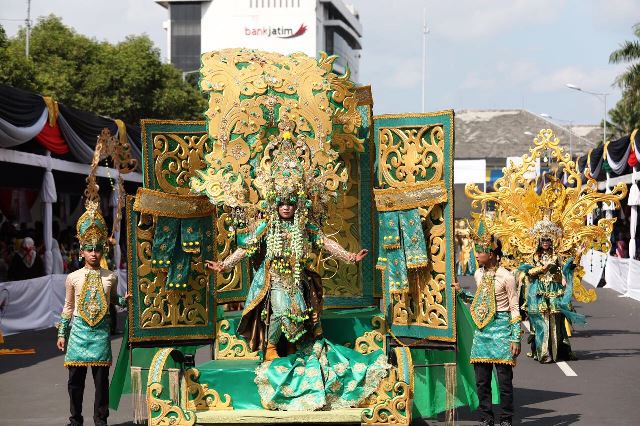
421;7;430;112
25;0;31;58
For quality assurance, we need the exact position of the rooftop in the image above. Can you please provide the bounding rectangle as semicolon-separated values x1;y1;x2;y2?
454;109;601;159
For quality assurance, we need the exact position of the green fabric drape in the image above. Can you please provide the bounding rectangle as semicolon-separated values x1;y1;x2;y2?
108;319;199;410
152;216;208;291
377;209;429;293
255;338;390;411
196;360;263;409
412;294;499;418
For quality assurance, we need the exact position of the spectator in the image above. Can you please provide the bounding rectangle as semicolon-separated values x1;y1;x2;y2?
7;237;45;280
51;221;64;274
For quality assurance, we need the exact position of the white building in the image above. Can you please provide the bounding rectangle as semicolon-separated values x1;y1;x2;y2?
155;0;362;81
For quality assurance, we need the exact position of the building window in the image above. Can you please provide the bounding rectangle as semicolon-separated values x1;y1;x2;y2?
170;2;201;72
249;0;301;8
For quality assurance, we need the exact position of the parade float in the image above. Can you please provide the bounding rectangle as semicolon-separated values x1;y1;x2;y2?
108;48;462;425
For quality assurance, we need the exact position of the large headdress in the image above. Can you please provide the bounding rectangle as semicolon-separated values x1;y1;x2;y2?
465;129;627;301
76;200;108;249
190;48;363;227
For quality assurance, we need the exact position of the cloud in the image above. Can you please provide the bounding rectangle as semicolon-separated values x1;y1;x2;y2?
529;64;626;93
430;0;564;41
355;0;566;43
590;0;640;30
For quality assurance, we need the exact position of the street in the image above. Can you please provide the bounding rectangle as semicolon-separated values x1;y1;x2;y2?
1;284;639;425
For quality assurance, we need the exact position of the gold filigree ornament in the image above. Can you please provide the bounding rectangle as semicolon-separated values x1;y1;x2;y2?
352;315;386;355
465;129;627;303
84;128;137;244
147;348;196;426
185;368;233;411
361;380;411;425
214;319;259;359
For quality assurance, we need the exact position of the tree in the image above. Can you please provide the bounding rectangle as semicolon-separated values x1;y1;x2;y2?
0;25;39;91
608;23;640;137
0;16;206;123
607;91;640;138
609;23;640;91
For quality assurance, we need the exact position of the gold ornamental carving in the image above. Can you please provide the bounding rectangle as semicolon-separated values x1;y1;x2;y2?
572;265;597;303
148;382;196;426
377;124;444;189
353;316;386;355
215;319;259;360
375;120;451;330
199;48;363;156
152;132;211;195
314;151;363;298
185;368;234;411
361;380;411;425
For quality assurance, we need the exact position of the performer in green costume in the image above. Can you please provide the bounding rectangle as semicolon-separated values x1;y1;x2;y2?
206;124;390;411
456;218;521;426
517;217;585;363
56;201;128;426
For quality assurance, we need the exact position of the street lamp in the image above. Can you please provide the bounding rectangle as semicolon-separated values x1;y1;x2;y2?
565;83;610;147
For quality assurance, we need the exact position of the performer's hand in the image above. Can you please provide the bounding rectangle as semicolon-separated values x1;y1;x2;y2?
205;260;224;272
124;292;132;301
57;337;65;352
354;249;368;263
511;342;521;358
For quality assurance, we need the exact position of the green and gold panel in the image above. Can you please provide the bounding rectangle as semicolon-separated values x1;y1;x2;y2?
373;111;456;342
140;120;250;302
127;196;216;342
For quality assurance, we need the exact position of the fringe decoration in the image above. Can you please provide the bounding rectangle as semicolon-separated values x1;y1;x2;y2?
168;368;181;405
444;362;457;425
130;366;146;424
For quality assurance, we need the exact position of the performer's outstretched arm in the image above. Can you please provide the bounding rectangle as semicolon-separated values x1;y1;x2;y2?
206;247;247;272
321;235;368;263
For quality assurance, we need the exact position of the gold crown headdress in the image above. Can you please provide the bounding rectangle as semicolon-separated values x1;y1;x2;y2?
190;49;362;227
529;208;563;246
469;213;498;253
76;200;108;248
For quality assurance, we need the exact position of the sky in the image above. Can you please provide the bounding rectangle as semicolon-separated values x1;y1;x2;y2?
2;0;639;125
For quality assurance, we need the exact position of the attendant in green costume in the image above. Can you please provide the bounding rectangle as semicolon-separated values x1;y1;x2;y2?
455;219;521;426
56;201;129;426
207;124;390;410
517;217;585;364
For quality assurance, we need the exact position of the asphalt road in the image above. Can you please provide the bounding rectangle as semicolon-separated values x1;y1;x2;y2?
1;282;639;425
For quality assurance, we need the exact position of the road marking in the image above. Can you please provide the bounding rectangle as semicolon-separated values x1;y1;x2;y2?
520;320;577;376
556;361;578;377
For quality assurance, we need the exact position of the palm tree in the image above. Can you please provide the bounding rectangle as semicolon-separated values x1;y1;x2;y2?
607;92;640;138
609;23;640;90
